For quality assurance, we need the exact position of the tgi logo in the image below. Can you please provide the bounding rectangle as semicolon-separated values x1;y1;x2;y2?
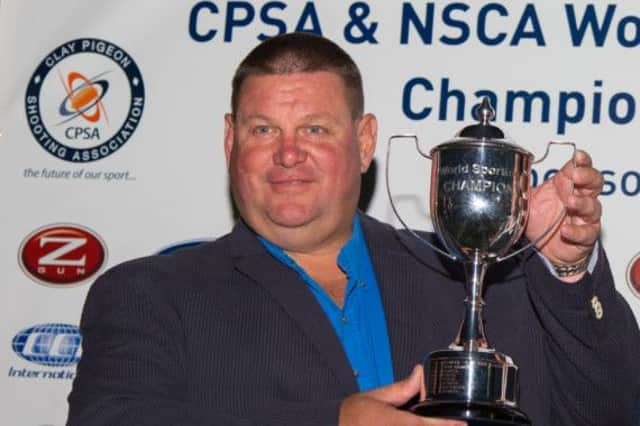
12;323;82;367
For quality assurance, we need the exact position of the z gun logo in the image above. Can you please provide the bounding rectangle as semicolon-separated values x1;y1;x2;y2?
38;236;87;267
19;224;107;287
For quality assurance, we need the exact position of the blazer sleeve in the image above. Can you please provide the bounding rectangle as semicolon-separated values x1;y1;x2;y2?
66;262;343;426
523;243;640;426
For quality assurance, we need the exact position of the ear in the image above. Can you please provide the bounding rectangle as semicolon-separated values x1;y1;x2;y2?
224;113;235;167
357;113;378;173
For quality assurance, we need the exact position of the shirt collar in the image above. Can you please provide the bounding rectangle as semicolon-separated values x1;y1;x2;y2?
337;215;366;280
258;216;366;281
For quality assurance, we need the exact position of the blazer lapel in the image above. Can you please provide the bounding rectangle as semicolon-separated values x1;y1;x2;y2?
227;221;358;395
360;214;465;381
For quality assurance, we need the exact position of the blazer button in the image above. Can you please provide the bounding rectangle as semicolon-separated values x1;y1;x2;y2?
591;295;604;320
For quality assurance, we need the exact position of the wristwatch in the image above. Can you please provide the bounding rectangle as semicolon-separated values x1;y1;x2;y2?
551;255;591;277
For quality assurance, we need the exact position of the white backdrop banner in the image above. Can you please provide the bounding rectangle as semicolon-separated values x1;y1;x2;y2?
1;1;639;425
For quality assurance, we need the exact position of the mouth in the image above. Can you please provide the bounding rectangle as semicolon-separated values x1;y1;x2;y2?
271;178;310;184
268;177;314;192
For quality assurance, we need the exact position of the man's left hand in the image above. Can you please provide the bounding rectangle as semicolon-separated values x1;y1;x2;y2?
525;150;603;280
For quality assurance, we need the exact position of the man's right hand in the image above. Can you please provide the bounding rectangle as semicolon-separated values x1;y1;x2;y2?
338;365;467;426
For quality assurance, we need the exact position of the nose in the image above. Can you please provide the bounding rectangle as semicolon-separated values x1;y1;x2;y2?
273;134;307;168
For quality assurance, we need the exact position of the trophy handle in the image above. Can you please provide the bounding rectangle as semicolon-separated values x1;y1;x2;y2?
497;141;577;262
386;134;457;260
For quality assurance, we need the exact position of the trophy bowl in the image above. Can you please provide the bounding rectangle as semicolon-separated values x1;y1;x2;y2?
430;139;532;264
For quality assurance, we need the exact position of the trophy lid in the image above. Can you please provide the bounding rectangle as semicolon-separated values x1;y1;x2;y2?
431;98;532;157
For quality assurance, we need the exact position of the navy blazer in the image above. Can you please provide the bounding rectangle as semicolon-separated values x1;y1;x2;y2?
68;214;640;425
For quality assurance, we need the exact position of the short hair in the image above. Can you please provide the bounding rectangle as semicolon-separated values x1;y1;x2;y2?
231;32;364;119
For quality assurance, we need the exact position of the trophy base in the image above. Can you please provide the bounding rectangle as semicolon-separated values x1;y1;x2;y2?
415;348;531;425
412;400;531;425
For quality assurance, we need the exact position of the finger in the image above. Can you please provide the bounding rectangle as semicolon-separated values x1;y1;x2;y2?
554;156;601;200
398;411;467;426
394;411;466;426
574;149;592;167
567;195;602;224
558;149;593;180
421;419;467;425
560;222;600;247
571;167;604;194
367;365;423;407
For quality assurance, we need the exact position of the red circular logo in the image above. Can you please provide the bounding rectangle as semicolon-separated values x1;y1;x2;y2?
627;252;640;298
19;224;107;287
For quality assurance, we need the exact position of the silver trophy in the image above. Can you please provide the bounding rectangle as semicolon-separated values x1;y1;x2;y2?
386;98;575;425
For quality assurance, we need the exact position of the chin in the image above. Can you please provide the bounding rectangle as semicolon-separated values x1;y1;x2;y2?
270;214;314;229
268;205;317;228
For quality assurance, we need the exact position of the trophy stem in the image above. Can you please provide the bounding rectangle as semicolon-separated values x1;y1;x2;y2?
453;255;490;352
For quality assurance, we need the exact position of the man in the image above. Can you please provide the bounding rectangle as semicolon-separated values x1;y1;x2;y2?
68;33;640;425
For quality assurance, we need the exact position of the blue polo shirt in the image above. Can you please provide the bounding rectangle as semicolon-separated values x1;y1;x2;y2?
258;216;395;391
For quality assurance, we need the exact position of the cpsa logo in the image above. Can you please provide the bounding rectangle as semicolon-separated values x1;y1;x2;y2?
12;323;82;367
25;38;145;162
627;252;640;299
19;224;107;287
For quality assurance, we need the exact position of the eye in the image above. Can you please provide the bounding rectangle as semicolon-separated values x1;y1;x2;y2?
253;125;273;135
305;126;325;135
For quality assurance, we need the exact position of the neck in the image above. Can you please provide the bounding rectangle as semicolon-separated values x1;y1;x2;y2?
291;250;348;307
260;213;356;256
286;226;353;308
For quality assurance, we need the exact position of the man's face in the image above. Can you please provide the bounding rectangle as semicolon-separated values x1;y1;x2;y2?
225;71;377;253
